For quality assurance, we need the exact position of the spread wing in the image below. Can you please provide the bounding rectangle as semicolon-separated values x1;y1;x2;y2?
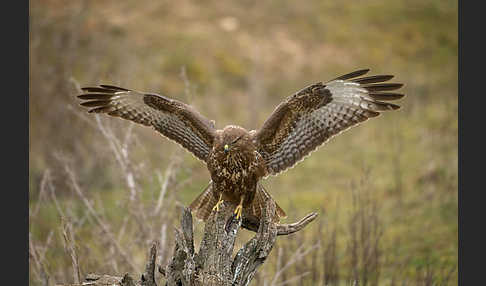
254;69;405;176
78;85;216;162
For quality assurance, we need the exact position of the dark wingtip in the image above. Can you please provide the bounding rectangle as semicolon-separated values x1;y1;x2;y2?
364;83;404;92
333;69;371;81
81;86;115;93
353;75;395;84
368;92;405;101
80;100;111;107
78;93;114;100
81;85;130;93
99;84;130;91
356;68;371;74
367;110;380;117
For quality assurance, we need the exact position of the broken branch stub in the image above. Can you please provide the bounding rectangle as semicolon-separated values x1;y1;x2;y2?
164;200;317;286
57;201;317;286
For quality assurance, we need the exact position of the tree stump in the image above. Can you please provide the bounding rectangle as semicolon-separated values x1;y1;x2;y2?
57;200;317;286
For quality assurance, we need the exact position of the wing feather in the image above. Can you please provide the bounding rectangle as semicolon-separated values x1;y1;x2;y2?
254;69;404;176
78;85;216;162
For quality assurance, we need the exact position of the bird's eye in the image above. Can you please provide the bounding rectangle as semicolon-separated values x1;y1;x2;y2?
231;135;243;144
224;144;229;152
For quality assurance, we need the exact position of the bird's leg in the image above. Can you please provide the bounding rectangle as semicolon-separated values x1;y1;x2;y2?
234;195;245;220
212;193;224;212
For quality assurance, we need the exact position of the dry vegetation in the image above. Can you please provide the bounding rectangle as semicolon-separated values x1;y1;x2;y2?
29;0;457;285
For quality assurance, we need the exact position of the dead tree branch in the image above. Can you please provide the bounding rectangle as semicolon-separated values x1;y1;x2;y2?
164;200;317;285
57;201;317;286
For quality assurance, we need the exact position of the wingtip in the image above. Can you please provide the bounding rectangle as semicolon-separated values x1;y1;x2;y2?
81;86;113;93
368;92;405;101
364;83;404;92
333;68;371;81
99;84;130;91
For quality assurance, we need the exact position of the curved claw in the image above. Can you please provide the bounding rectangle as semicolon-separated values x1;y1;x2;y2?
234;204;243;220
212;198;224;212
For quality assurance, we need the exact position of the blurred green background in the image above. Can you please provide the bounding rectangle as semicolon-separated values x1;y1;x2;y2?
29;0;457;285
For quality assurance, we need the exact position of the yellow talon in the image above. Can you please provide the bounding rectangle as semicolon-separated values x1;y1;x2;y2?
234;204;243;219
234;195;245;220
213;194;224;212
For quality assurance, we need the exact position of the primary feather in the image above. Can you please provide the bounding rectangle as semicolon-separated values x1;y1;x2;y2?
254;69;404;176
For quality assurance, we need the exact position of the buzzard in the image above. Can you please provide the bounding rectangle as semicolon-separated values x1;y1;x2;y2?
78;69;404;222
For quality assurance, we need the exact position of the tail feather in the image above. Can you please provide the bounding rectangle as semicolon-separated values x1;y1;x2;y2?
247;183;286;222
189;181;287;223
189;181;216;221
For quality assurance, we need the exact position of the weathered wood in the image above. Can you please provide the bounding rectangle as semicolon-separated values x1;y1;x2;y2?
231;200;277;286
141;243;158;286
164;199;317;285
190;202;240;285
242;211;318;235
57;201;317;286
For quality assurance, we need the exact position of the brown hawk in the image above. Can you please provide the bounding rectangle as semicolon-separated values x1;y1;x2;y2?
78;69;404;222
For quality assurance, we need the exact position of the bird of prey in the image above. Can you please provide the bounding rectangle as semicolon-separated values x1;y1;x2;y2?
78;69;404;222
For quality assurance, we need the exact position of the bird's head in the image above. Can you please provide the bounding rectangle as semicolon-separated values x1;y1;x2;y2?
216;126;252;155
